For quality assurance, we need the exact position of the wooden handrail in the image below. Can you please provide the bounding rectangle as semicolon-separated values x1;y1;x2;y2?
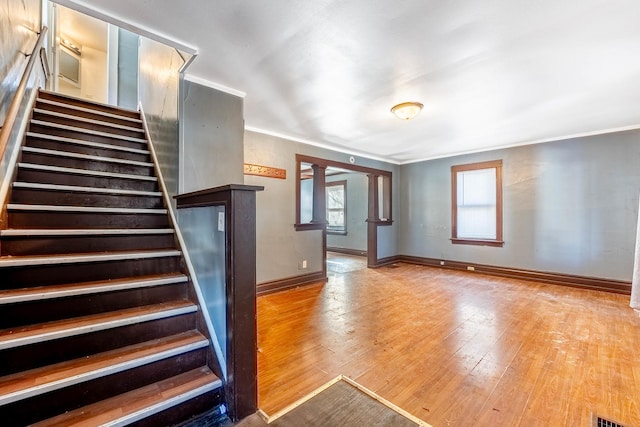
0;26;48;162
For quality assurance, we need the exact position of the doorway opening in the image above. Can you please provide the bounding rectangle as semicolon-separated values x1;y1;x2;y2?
44;2;140;108
295;154;393;279
323;166;369;275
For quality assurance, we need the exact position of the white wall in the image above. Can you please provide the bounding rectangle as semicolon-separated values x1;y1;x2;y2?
58;46;107;103
80;46;107;102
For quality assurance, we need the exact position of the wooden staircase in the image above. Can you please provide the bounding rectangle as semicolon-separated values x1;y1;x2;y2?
0;90;224;426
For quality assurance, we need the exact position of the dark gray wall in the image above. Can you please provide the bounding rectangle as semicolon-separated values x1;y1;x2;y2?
398;130;640;281
326;172;368;252
179;79;244;193
138;37;182;205
244;130;399;283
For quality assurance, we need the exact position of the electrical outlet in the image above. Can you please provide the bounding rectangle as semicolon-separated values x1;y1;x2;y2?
467;266;475;271
302;260;307;269
440;261;445;266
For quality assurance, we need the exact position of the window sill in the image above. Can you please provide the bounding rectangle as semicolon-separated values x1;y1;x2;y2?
295;223;325;231
366;218;394;226
327;230;347;236
451;238;504;247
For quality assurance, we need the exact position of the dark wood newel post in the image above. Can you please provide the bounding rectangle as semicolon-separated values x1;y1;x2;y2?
311;163;327;224
366;174;379;267
175;184;264;421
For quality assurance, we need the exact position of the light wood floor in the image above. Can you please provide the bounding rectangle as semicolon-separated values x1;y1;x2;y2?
257;261;640;426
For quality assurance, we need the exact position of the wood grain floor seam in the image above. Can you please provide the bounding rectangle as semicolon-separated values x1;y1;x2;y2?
257;255;640;427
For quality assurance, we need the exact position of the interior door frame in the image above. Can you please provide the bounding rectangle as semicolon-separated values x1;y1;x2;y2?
294;154;393;273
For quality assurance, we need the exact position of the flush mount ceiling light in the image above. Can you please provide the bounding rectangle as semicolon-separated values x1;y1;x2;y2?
391;101;423;120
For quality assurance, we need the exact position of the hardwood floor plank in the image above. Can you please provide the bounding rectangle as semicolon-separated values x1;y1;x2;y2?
257;263;640;426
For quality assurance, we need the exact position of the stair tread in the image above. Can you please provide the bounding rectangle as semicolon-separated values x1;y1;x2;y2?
31;366;221;427
35;98;143;124
33;108;145;133
0;330;208;405
18;162;158;181
22;146;154;167
0;90;216;425
0;273;188;304
0;228;173;236
12;182;161;197
30;120;147;144
27;132;149;155
7;204;167;214
0;249;181;268
38;90;140;117
0;300;196;350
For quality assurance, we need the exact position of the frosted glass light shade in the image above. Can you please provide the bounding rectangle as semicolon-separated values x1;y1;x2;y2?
391;102;423;120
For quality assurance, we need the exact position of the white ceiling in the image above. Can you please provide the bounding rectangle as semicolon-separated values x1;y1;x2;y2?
56;0;640;164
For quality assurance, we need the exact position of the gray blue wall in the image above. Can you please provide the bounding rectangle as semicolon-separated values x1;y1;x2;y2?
244;130;399;283
326;172;368;252
116;28;139;110
179;79;244;193
398;130;640;281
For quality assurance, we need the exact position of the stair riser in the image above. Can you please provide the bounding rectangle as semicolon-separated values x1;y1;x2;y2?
8;211;171;229
11;188;164;209
28;123;146;150
0;348;208;426
0;313;197;376
21;151;154;176
35;100;143;128
38;91;140;119
17;168;159;192
32;111;145;139
2;257;183;288
130;390;222;427
0;92;222;426
0;284;187;329
26;135;150;162
1;233;175;256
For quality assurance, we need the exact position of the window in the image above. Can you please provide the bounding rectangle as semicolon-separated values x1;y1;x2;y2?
451;160;503;246
326;181;346;234
295;154;392;231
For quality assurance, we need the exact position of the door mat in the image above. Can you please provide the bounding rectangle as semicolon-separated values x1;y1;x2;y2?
260;375;430;427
